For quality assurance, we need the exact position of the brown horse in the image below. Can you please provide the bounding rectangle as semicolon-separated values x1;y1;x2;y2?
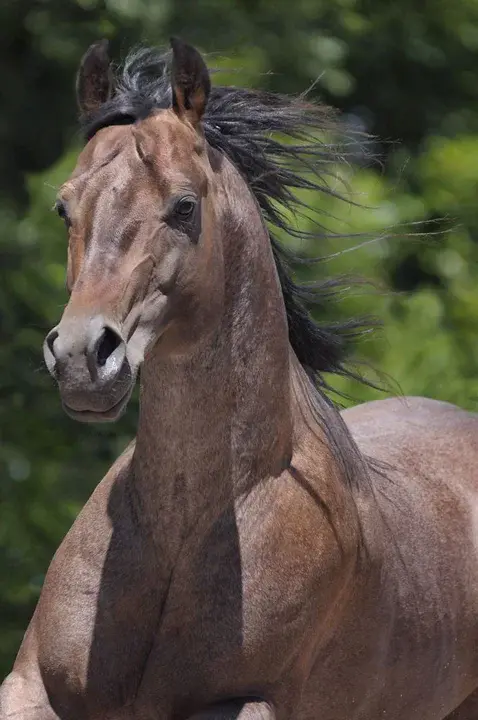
1;38;477;720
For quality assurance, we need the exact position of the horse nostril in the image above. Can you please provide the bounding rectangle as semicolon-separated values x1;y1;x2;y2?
45;329;59;359
96;327;122;367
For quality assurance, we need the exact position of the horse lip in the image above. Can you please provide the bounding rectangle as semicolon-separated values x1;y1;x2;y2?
62;384;133;423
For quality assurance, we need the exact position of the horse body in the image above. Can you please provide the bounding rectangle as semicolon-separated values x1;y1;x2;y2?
1;38;477;720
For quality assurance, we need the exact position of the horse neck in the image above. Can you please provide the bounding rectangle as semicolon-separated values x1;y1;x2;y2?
133;156;294;557
133;154;365;564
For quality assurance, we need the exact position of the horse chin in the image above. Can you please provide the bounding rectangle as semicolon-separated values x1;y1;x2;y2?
62;383;135;424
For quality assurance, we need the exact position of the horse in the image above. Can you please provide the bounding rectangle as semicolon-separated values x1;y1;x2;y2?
1;37;477;720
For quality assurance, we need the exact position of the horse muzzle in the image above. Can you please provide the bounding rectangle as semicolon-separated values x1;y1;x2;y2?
43;315;135;422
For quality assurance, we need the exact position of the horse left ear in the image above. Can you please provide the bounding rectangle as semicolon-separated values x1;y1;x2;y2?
170;37;210;127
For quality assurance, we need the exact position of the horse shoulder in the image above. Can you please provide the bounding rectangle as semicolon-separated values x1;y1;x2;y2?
21;439;170;716
343;396;478;680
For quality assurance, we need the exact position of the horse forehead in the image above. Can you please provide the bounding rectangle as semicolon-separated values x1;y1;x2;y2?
64;114;203;200
62;128;133;198
76;126;131;171
139;111;204;169
142;110;196;146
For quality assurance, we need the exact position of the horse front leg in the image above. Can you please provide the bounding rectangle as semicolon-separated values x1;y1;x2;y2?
0;671;59;720
0;611;59;720
188;699;276;720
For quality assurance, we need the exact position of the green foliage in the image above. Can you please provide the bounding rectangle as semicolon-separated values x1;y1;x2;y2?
2;0;478;676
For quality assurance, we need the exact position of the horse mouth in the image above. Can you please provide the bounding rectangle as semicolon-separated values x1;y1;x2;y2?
62;385;134;423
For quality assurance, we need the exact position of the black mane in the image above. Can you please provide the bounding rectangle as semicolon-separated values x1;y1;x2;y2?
82;47;372;389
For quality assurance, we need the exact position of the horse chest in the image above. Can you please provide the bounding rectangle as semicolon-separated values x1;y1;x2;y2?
130;509;338;717
132;572;308;718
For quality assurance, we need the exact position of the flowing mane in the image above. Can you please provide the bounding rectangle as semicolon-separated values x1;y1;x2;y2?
81;46;371;390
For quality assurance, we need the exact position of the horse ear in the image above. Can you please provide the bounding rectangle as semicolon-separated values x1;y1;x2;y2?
170;37;210;127
76;39;113;116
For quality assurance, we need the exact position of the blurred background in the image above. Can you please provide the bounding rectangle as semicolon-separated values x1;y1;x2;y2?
2;0;478;674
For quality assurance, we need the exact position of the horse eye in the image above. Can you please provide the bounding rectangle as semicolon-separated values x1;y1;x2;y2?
175;197;196;220
55;200;71;229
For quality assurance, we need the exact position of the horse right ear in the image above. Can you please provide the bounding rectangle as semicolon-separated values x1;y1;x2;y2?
170;37;210;128
76;39;114;116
